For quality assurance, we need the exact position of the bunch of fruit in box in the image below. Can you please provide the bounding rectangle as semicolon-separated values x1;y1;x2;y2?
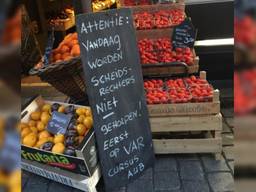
51;32;80;63
144;75;214;104
138;38;194;65
134;9;185;29
47;7;75;27
20;103;93;156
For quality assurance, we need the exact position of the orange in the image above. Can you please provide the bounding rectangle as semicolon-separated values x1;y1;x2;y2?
60;45;70;54
58;105;65;113
37;121;45;132
52;143;65;154
71;33;78;40
71;44;80;57
83;117;93;129
63;55;73;61
76;124;87;136
41;113;51;124
30;126;38;134
38;130;51;140
54;134;65;144
23;133;37;147
76;108;84;116
21;127;31;138
85;108;92;117
64;33;73;41
28;120;36;127
53;53;62;61
77;115;85;124
19;122;28;130
30;111;41;121
42;104;51;112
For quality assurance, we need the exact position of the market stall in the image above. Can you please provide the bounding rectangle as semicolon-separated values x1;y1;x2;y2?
21;0;230;191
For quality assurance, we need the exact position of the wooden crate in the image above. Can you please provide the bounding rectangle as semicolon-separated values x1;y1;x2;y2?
147;71;220;117
48;15;75;31
151;113;223;160
148;71;223;159
119;0;185;7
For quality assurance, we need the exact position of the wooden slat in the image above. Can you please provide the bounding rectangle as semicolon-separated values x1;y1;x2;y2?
150;113;222;132
142;63;199;76
148;100;220;117
153;138;222;154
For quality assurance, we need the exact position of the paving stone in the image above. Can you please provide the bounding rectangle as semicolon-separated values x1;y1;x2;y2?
176;154;199;161
113;187;126;192
208;172;234;192
139;168;153;180
127;179;153;192
22;171;30;189
182;180;210;192
201;155;230;173
179;160;204;181
228;160;234;174
154;172;180;191
23;174;50;192
48;182;73;192
154;156;177;172
155;190;182;192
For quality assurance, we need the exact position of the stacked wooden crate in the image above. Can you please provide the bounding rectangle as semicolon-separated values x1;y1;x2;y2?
148;71;223;160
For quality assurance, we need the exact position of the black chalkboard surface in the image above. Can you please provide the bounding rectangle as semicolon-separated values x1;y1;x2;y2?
76;8;155;191
172;18;196;49
47;111;72;135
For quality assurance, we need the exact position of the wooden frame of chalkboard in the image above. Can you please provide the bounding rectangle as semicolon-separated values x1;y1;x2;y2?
21;96;98;177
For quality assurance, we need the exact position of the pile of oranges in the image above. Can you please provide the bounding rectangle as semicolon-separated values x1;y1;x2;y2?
51;32;81;64
20;103;93;156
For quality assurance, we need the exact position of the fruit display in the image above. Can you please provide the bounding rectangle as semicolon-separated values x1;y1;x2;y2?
92;0;119;12
146;90;169;104
144;79;164;92
134;9;185;29
169;88;192;103
235;15;256;48
235;69;256;114
48;8;75;28
144;75;214;104
189;84;213;103
52;32;80;63
20;103;93;156
138;38;194;65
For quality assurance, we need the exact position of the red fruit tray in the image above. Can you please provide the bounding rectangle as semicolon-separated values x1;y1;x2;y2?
147;71;220;117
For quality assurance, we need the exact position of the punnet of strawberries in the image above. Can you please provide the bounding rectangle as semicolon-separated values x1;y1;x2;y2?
144;75;214;104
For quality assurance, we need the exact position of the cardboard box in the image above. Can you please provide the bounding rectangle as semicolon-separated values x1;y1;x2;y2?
21;96;98;178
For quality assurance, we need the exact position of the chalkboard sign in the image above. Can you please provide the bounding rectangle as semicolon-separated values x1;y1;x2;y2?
76;8;155;191
43;29;55;66
172;18;196;49
47;111;72;135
